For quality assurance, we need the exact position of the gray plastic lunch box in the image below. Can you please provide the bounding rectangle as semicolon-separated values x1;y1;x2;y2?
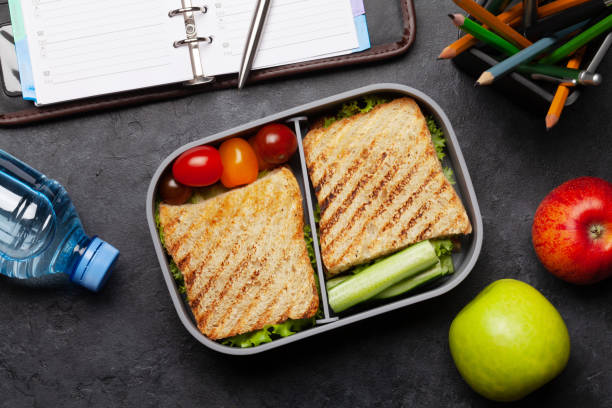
146;83;483;355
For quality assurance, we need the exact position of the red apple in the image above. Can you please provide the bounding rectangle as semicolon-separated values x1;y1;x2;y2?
532;177;612;284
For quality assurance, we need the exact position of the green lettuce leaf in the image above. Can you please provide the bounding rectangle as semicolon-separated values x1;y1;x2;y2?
431;238;454;258
154;204;165;247
220;317;315;348
439;254;455;275
155;203;186;295
323;95;389;128
425;116;455;185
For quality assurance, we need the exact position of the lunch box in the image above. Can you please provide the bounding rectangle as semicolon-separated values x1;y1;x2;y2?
146;83;483;355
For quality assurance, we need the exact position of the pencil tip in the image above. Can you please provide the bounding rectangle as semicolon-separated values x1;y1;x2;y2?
477;71;494;86
448;14;454;19
438;47;456;59
545;115;559;130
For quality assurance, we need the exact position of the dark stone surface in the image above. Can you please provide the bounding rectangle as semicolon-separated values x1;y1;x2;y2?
0;1;611;407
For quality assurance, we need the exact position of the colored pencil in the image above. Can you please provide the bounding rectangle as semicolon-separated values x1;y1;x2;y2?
526;0;611;38
516;63;601;84
476;20;590;85
546;48;586;129
439;0;591;59
448;15;601;85
449;13;521;55
540;12;612;64
452;0;533;48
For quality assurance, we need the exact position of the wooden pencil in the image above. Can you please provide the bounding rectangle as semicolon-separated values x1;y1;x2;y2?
439;0;591;59
452;0;533;48
545;47;586;129
540;13;612;64
449;14;521;55
476;20;589;85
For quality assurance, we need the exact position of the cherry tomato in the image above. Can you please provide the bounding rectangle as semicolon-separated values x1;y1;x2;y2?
248;136;274;171
172;146;223;187
253;124;297;164
159;171;192;205
219;138;259;188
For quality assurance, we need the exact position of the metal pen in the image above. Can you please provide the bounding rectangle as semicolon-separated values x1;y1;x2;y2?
237;0;272;89
586;31;612;73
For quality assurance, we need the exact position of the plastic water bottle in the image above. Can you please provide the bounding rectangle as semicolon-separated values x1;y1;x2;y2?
0;149;119;292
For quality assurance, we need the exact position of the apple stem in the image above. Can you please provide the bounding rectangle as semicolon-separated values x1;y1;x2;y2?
589;224;604;240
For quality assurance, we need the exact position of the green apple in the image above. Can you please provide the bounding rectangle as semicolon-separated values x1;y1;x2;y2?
449;279;570;402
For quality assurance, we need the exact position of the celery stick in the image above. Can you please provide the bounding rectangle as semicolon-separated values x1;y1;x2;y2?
375;255;454;300
375;262;442;299
328;241;438;313
326;275;350;291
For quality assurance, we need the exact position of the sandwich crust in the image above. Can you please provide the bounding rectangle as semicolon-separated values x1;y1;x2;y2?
159;167;319;340
303;97;472;275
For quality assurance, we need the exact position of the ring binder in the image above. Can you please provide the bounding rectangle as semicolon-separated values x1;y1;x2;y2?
168;6;207;18
173;36;213;48
169;1;214;86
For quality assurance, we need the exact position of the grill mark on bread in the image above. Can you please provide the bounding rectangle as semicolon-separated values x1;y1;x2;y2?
193;241;241;327
215;191;289;336
240;235;291;334
321;164;398;267
169;197;238;290
308;120;351;187
197;190;269;332
230;255;275;336
201;244;254;333
193;245;235;332
217;194;284;336
319;147;386;234
399;201;433;239
257;200;299;323
313;117;371;204
318;153;364;220
381;167;437;234
415;222;434;243
327;158;425;263
192;186;267;325
325;163;421;269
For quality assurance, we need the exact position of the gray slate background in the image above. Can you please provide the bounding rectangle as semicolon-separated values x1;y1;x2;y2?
0;1;611;407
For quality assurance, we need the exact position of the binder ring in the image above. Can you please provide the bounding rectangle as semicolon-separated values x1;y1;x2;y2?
168;6;207;17
173;36;213;48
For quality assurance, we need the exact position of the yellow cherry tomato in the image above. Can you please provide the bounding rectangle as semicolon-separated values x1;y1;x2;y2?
219;138;259;188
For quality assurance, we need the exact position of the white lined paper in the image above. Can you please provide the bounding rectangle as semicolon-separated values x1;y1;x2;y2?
19;0;192;105
197;0;358;76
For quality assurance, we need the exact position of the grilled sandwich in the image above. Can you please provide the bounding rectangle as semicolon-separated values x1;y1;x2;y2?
303;97;472;275
158;167;319;340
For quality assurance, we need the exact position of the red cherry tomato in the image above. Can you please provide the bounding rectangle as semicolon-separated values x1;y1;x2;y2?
253;124;297;164
248;136;274;171
172;146;223;187
219;138;259;188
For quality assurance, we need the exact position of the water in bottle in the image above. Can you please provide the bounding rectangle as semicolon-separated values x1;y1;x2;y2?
0;149;119;291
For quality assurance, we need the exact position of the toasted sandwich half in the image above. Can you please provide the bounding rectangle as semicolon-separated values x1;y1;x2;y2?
303;97;472;275
158;167;319;340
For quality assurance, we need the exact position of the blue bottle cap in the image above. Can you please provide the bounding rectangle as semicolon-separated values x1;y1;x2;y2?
71;237;119;292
